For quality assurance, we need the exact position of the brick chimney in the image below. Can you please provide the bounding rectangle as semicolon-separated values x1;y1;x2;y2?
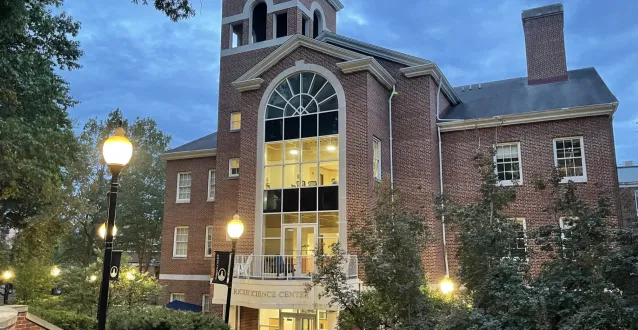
521;3;568;85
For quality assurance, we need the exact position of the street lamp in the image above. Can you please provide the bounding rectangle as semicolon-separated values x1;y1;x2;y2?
224;214;244;324
98;223;118;240
440;276;454;295
97;124;132;330
1;270;13;304
51;267;61;277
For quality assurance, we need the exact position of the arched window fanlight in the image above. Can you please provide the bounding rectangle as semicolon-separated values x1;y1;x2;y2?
266;72;338;119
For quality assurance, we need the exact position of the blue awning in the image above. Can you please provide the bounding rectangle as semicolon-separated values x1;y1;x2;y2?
164;300;202;312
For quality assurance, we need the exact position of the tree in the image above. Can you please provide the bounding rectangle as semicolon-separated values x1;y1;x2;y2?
309;184;436;329
132;0;196;21
0;0;82;229
437;152;538;330
56;110;170;270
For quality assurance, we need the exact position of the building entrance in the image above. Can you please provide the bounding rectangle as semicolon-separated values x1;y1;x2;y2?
280;312;316;330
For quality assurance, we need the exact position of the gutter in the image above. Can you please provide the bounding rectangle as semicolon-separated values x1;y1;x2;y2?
160;148;217;161
389;85;398;200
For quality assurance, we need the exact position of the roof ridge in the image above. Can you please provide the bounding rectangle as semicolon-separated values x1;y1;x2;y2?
453;67;598;89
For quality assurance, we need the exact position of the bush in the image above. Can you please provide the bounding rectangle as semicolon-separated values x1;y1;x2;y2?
30;307;97;330
108;306;230;330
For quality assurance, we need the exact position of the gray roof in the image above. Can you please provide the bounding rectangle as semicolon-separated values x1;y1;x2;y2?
442;67;618;120
619;166;638;186
165;132;217;154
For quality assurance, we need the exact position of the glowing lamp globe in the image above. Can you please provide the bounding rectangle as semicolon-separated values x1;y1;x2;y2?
2;270;12;281
440;277;454;295
227;214;244;240
51;267;61;277
89;275;98;282
98;223;118;239
102;127;133;166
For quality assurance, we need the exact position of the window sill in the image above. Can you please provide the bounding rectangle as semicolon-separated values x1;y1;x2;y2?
207;199;216;202
230;129;241;132
176;200;191;204
560;176;587;184
496;180;523;187
172;256;187;260
228;176;240;180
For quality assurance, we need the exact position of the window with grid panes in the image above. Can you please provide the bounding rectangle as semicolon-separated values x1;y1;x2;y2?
205;226;213;257
229;158;240;178
208;170;216;201
262;72;340;256
177;172;192;202
560;217;577;259
508;218;526;260
373;138;381;181
173;227;188;258
554;137;587;182
495;143;522;185
170;293;185;302
230;112;241;131
202;294;211;312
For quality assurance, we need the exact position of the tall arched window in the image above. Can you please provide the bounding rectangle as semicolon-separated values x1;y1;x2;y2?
313;11;322;38
262;72;340;272
252;2;267;43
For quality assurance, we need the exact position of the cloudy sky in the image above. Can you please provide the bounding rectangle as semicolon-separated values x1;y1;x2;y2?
60;0;638;162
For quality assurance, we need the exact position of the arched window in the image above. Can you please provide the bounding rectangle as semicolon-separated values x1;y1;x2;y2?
313;10;322;38
262;72;340;264
252;2;267;43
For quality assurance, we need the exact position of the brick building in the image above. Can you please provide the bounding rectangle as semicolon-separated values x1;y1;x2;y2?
158;1;620;329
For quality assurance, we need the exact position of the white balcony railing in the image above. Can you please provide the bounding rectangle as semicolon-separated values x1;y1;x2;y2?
232;254;358;280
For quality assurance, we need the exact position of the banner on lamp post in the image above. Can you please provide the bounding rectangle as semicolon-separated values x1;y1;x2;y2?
212;251;231;285
109;250;123;281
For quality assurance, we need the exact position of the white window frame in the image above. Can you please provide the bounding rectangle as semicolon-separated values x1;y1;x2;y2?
205;226;213;258
229;158;240;178
173;226;189;258
176;172;192;203
373;137;382;181
494;142;523;186
634;190;638;216
559;217;578;258
170;293;185;302
230;112;241;131
202;294;211;312
553;136;587;183
208;170;216;202
507;218;527;261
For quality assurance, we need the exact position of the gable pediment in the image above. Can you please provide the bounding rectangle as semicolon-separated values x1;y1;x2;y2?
232;35;397;92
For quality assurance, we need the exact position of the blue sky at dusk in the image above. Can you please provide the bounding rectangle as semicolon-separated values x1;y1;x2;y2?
60;0;638;162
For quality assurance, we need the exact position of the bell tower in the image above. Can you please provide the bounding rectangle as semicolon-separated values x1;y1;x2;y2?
220;0;342;54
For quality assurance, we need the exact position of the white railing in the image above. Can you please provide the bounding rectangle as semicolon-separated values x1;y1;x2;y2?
232;254;358;280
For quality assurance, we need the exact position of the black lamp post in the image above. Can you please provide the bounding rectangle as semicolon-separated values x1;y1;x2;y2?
97;125;133;330
224;214;244;324
1;271;13;304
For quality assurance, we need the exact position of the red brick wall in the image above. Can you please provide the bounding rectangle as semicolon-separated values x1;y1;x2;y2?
240;307;259;329
160;156;216;305
441;115;620;275
14;312;45;330
522;10;568;84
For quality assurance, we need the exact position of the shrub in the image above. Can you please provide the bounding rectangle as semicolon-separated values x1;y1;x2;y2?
30;307;97;330
108;306;230;330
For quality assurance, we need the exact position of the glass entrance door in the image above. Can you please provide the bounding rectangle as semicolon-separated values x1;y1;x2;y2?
280;312;317;330
283;224;316;277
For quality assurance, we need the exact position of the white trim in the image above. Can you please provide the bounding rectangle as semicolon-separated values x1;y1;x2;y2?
400;63;460;104
336;57;396;90
172;226;189;258
254;62;348;255
176;172;192;203
553;136;587;183
494;142;523;186
162;149;216;161
273;11;288;39
230;112;242;131
233;35;395;92
208;170;216;202
373;137;382;181
202;294;211;312
230;22;243;49
170;293;186;302
222;36;292;57
229;158;240;178
25;313;63;330
205;225;214;258
438;103;616;132
160;274;211;281
310;2;328;35
222;0;342;26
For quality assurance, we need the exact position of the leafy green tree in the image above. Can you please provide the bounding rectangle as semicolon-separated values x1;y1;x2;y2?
309;184;435;329
132;0;196;21
56;110;170;270
437;152;538;330
0;0;82;229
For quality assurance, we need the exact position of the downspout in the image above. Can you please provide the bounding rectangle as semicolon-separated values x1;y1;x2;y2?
389;85;398;201
436;79;461;277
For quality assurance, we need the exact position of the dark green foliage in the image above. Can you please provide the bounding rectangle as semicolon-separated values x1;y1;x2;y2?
30;307;97;330
310;183;435;329
0;0;82;229
131;0;196;21
107;307;230;330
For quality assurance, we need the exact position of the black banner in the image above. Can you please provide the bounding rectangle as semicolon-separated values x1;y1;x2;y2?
212;251;231;285
109;250;123;281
